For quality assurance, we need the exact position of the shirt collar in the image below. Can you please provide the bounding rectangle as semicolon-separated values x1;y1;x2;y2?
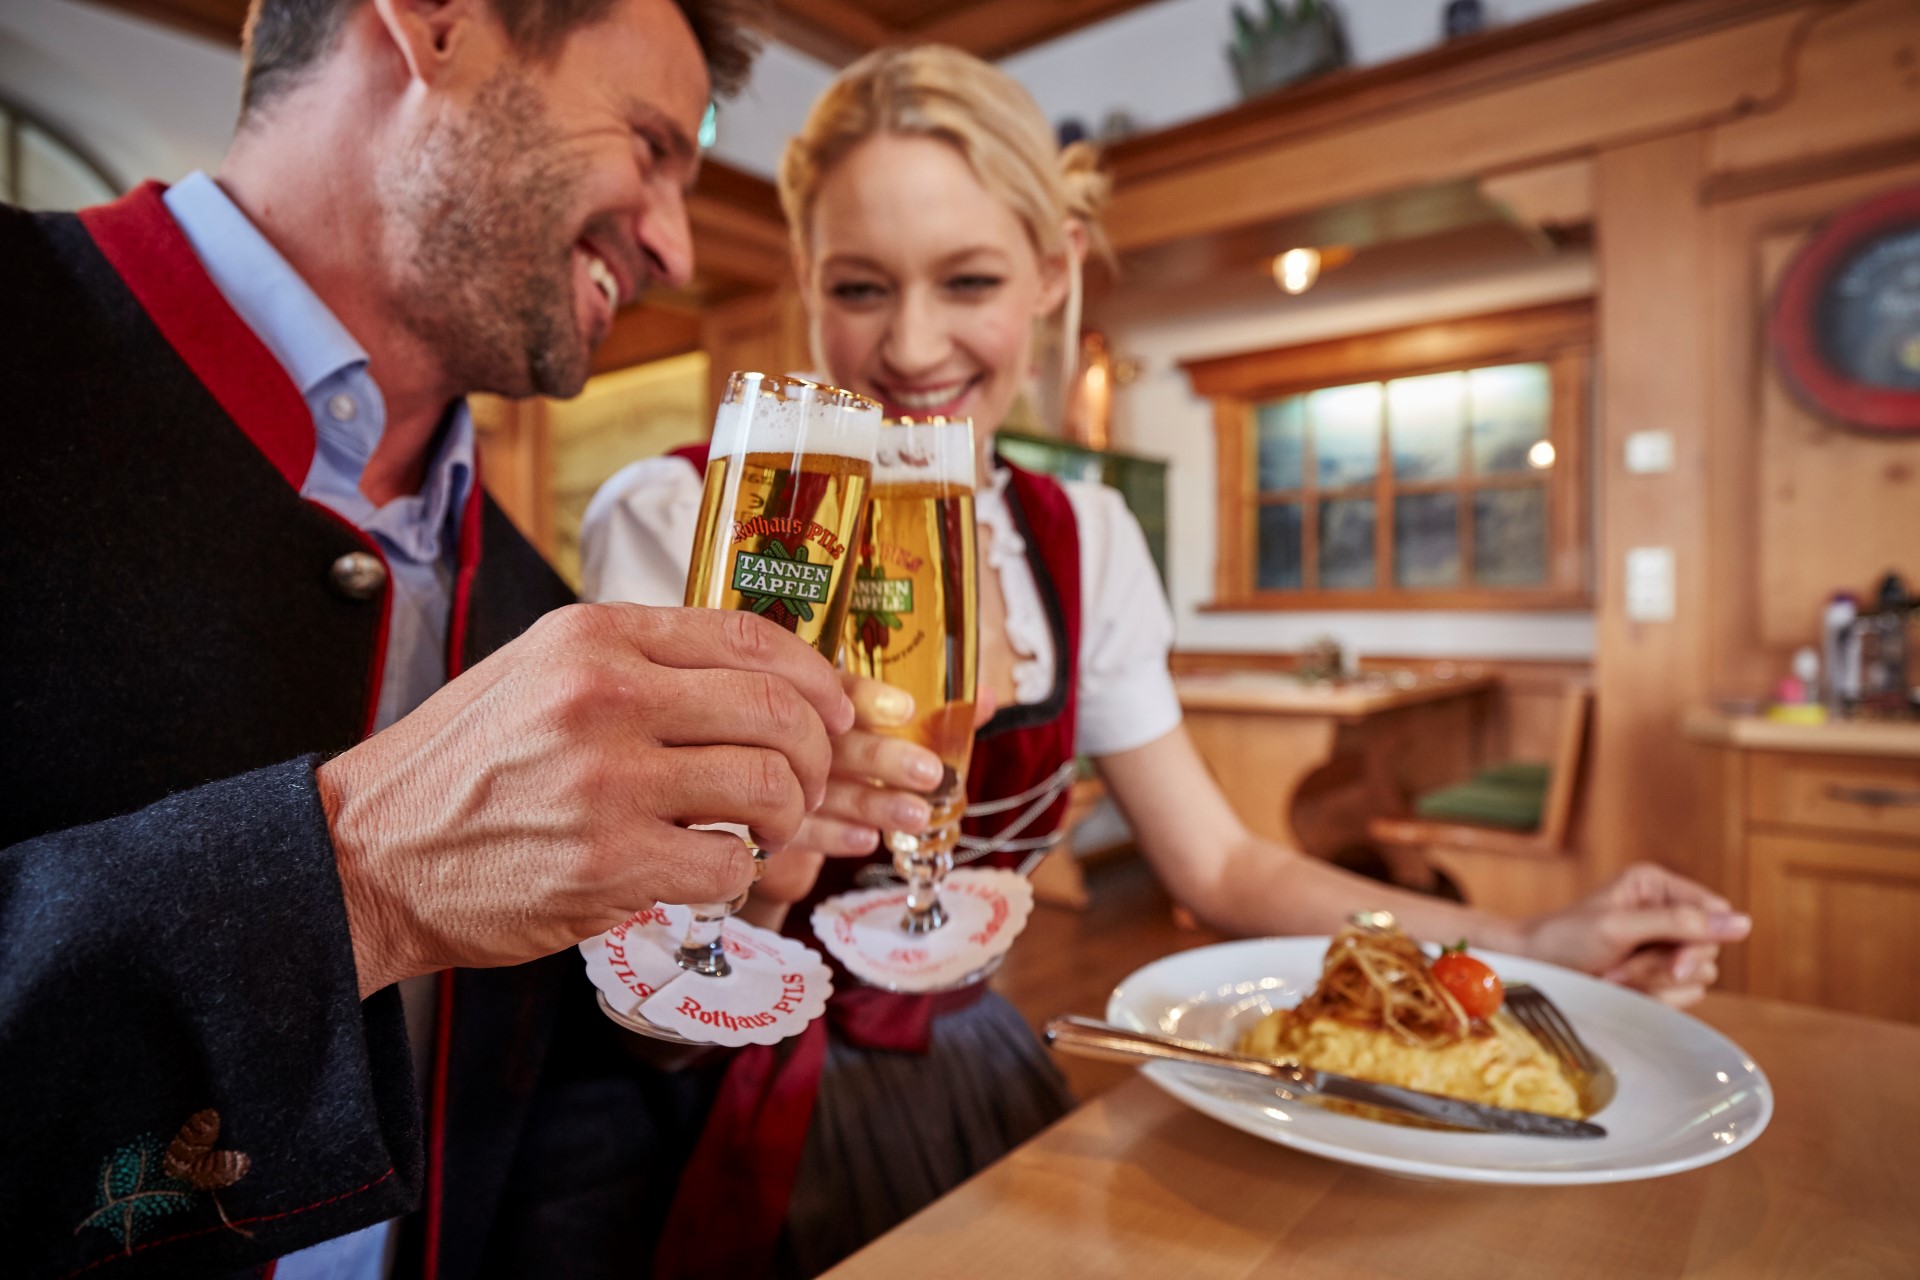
162;171;368;397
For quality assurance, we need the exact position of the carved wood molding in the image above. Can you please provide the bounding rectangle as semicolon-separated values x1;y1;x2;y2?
1107;0;1816;185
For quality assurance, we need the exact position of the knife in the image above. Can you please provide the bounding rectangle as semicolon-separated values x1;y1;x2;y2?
1044;1015;1606;1139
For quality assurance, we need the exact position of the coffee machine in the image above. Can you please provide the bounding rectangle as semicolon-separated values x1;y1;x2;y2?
1835;573;1919;720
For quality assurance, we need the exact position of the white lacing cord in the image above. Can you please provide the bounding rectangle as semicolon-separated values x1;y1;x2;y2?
854;761;1080;887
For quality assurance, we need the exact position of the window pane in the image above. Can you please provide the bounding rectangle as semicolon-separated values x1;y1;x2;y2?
1319;498;1376;589
1255;397;1306;492
1469;363;1550;475
1387;372;1464;480
1256;502;1303;590
1307;383;1381;488
1473;487;1547;585
1394;492;1460;587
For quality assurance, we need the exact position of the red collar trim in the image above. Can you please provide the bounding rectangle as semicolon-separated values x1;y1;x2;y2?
447;463;486;678
78;181;315;490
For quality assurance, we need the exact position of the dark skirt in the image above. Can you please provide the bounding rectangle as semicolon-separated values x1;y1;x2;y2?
779;990;1075;1278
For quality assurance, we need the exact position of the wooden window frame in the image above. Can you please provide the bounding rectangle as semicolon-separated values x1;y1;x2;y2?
1183;299;1594;612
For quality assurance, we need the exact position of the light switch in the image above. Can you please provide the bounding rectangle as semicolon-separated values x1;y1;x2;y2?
1625;546;1675;621
1625;431;1674;474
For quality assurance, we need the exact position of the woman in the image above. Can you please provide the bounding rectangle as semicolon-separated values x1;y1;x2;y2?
584;46;1749;1277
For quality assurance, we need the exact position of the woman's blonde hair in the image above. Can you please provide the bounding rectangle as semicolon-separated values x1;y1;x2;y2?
778;44;1108;261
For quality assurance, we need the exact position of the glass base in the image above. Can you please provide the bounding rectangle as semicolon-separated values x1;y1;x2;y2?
594;990;703;1045
676;935;733;978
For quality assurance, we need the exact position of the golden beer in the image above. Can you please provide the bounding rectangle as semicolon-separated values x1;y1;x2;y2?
685;375;882;661
842;418;979;932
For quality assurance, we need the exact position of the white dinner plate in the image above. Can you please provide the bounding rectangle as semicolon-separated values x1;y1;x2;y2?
1105;937;1772;1185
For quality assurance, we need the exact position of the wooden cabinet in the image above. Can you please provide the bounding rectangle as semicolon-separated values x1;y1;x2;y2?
1695;716;1920;1023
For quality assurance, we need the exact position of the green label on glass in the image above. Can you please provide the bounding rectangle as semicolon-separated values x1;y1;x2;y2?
850;576;912;615
732;544;831;618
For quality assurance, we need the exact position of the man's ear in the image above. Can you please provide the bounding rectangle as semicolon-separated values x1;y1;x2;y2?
368;0;488;87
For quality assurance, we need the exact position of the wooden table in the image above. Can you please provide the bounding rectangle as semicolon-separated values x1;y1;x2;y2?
1176;672;1498;861
822;994;1919;1279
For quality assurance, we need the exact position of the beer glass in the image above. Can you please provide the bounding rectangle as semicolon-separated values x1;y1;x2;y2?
676;372;881;977
842;417;979;934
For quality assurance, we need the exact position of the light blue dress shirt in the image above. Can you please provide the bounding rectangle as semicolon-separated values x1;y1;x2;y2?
164;171;475;1280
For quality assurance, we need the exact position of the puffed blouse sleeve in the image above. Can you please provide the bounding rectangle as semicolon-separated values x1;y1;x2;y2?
1063;480;1184;757
580;455;703;606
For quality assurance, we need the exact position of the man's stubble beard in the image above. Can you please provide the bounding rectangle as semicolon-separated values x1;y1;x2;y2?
380;69;600;401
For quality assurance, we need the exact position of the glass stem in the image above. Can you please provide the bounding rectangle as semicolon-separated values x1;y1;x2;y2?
674;841;763;978
893;791;961;934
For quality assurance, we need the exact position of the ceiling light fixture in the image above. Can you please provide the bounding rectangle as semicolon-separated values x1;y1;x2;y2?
1273;247;1321;294
1527;440;1557;469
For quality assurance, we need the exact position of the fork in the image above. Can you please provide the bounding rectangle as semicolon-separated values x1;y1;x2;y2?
1504;983;1617;1113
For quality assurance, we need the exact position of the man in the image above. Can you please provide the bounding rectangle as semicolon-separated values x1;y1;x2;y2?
0;0;858;1273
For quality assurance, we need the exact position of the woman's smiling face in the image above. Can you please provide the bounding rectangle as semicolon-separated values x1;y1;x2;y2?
800;132;1068;436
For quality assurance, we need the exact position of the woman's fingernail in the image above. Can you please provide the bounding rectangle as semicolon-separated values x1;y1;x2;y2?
844;826;879;852
1674;953;1702;982
873;687;914;723
892;798;932;830
1710;912;1752;938
906;752;943;786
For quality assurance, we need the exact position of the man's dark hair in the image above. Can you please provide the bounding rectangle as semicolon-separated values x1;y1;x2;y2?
241;0;761;115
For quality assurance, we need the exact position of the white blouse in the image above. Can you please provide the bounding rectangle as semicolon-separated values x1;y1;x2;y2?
579;452;1183;759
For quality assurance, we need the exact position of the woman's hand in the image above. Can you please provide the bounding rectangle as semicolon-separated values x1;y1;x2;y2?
751;674;946;909
1518;863;1751;1006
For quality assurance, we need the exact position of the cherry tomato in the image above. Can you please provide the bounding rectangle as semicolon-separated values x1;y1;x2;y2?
1432;950;1504;1020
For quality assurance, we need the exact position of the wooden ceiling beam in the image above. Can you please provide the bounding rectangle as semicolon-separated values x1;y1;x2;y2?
766;0;896;59
907;0;1163;61
1102;0;1822;253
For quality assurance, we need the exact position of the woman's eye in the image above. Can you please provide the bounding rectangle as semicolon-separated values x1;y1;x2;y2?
947;274;1003;296
829;281;887;304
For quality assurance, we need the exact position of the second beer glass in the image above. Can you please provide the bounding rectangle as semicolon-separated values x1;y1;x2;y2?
842;417;979;934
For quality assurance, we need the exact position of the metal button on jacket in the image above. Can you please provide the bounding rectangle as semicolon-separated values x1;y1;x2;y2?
329;551;388;600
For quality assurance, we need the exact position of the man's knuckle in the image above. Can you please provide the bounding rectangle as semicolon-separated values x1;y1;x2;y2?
755;673;800;736
723;609;773;662
754;751;798;807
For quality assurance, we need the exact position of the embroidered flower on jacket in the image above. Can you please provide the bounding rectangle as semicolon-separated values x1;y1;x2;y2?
76;1109;252;1254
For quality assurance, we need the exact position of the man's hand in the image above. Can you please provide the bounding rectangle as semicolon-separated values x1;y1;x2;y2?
317;603;854;996
1520;862;1752;1006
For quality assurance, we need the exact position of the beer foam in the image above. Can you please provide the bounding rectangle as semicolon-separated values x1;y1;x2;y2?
873;421;977;489
709;375;881;462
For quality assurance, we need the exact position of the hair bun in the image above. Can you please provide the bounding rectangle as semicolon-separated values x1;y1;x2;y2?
1057;140;1111;221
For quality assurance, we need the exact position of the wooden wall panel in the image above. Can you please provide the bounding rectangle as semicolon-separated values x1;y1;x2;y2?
470;395;553;557
1587;131;1717;890
1701;159;1920;697
699;287;813;411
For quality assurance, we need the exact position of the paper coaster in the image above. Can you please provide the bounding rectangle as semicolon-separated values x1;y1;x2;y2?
579;907;832;1047
811;868;1035;993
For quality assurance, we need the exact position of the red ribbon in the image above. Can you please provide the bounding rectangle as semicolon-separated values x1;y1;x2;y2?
652;984;986;1279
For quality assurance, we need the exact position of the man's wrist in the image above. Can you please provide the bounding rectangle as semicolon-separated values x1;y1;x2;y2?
315;754;414;999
